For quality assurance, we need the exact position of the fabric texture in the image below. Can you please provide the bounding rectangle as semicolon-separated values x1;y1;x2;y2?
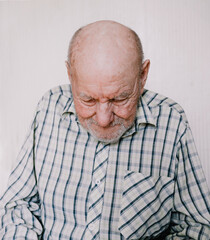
0;84;209;239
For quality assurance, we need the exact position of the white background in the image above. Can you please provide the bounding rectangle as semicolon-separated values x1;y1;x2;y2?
0;0;210;195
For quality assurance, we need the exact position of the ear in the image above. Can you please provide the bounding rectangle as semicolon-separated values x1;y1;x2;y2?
65;61;72;83
140;59;150;95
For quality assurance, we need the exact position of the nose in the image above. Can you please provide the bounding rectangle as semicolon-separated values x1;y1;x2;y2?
95;102;113;127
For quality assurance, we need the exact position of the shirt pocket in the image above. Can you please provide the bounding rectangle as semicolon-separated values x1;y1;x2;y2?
118;170;174;239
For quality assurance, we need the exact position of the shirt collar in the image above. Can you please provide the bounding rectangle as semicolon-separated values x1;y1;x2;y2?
136;94;156;127
59;85;75;116
62;97;76;116
121;94;156;138
59;84;75;117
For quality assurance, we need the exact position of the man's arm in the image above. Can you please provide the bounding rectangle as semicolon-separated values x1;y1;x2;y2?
167;126;210;239
0;107;43;239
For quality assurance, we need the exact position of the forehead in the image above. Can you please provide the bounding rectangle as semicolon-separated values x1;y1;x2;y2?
74;68;138;99
71;45;140;99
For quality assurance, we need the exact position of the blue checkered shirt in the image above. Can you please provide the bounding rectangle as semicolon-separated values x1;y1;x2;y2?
0;84;210;239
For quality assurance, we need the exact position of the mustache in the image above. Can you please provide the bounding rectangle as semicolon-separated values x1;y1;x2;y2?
87;118;125;127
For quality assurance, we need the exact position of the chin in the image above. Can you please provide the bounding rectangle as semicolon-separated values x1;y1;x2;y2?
90;132;123;144
86;124;128;144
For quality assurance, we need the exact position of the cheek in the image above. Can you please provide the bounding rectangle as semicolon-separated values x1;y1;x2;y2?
114;102;137;120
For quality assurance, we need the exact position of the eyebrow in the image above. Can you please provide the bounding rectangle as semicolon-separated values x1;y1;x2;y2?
79;91;131;100
115;91;131;99
79;92;92;99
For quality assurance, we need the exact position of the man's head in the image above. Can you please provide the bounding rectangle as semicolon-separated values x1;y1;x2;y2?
66;20;150;143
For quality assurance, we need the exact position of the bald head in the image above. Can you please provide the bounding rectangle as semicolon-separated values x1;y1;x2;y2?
67;20;144;76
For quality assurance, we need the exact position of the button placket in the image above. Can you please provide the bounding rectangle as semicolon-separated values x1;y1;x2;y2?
86;143;109;239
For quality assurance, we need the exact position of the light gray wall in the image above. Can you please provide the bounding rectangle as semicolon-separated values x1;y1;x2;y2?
0;0;210;194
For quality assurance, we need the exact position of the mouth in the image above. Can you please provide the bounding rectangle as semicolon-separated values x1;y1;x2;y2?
90;122;122;131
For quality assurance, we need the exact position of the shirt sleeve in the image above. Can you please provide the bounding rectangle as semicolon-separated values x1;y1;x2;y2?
167;126;210;239
0;105;43;239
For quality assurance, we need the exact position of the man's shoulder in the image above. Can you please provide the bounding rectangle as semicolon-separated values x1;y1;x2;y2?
42;84;72;99
142;89;188;124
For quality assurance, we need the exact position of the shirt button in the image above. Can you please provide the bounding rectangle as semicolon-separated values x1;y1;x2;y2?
96;179;101;185
88;223;94;231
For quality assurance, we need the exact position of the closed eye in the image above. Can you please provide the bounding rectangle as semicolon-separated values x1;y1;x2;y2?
81;98;96;106
111;98;128;106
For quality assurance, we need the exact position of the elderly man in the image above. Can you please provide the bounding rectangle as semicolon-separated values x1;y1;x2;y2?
0;20;209;239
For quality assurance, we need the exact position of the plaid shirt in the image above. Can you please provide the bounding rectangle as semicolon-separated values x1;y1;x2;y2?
0;84;209;239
